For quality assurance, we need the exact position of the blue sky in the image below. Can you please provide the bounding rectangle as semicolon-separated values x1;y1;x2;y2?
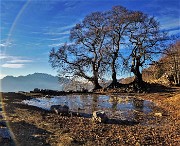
0;0;180;79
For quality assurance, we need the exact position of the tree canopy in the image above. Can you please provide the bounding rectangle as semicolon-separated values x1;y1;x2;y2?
49;5;168;91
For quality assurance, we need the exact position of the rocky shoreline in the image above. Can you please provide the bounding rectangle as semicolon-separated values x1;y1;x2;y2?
0;88;179;146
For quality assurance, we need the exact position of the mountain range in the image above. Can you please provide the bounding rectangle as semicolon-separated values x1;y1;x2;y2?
0;73;69;92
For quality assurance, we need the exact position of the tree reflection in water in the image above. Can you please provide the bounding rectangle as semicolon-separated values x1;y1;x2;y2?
92;94;99;112
132;99;144;121
132;99;144;112
109;96;118;112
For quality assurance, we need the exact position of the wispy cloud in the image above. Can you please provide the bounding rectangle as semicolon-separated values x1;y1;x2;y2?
160;17;180;30
0;53;33;68
1;63;24;68
59;24;75;30
7;59;33;63
159;17;180;35
47;36;69;41
0;53;33;62
0;54;9;59
168;29;180;35
43;24;74;37
43;30;70;35
48;42;73;47
48;43;64;47
30;31;41;34
63;0;80;12
0;41;12;47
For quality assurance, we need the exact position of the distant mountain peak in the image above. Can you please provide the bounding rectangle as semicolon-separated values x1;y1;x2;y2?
0;73;68;92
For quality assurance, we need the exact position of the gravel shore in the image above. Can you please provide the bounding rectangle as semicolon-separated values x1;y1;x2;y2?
0;88;179;146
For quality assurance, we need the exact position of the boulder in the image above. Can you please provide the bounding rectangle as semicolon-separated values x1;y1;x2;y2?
92;110;108;123
50;105;69;115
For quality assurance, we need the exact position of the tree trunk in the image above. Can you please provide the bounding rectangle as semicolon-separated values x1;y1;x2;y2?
132;57;143;91
93;79;102;90
134;67;143;90
108;64;122;88
174;75;177;85
177;68;180;85
92;69;102;90
112;59;117;84
108;53;122;88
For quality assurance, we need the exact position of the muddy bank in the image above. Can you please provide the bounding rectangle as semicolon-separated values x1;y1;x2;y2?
0;89;180;146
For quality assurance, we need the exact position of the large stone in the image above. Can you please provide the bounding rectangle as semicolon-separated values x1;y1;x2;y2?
50;105;69;115
92;110;108;123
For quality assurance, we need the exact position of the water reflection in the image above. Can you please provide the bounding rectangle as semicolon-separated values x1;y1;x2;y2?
132;99;144;112
109;96;118;113
22;94;154;121
92;95;98;112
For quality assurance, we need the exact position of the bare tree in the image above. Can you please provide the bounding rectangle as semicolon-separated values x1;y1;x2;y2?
166;40;180;85
105;6;133;88
50;12;108;90
69;12;109;90
127;12;167;90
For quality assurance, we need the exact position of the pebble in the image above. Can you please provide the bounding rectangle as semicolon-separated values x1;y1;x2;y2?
154;113;162;117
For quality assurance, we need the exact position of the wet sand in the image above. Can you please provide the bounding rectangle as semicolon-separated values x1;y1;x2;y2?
0;88;179;146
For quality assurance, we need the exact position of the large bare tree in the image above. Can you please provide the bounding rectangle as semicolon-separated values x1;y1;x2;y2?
127;12;167;90
50;12;108;90
105;6;134;88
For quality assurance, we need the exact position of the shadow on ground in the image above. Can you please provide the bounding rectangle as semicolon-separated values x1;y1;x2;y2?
8;121;51;146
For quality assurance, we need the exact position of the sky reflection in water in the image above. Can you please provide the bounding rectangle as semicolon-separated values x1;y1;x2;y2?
23;94;154;120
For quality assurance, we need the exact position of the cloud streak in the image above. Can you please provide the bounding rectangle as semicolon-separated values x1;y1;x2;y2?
7;59;33;63
46;36;69;41
48;42;73;48
1;63;24;68
0;53;32;62
0;41;12;47
43;24;74;37
0;53;33;68
43;30;70;35
160;17;180;30
48;43;64;47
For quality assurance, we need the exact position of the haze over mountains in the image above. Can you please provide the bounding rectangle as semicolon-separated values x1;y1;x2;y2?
0;73;69;92
0;72;135;92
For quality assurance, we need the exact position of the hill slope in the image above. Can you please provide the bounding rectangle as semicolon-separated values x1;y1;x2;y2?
0;73;68;92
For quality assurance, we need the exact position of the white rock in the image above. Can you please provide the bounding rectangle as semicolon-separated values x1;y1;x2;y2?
154;112;162;117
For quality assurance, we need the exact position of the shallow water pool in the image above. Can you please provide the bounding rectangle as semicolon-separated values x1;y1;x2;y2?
22;94;154;120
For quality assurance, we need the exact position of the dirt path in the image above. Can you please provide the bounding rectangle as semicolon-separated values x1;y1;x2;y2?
0;88;179;146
